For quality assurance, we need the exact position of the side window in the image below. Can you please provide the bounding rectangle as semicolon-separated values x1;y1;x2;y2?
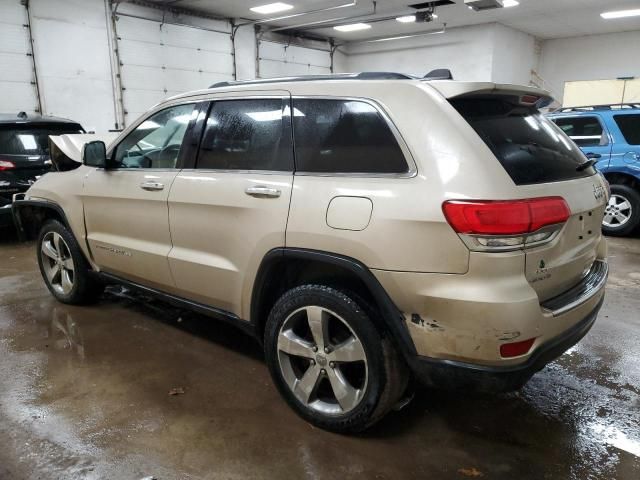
113;103;195;169
292;99;409;174
196;98;292;171
553;116;607;147
614;114;640;145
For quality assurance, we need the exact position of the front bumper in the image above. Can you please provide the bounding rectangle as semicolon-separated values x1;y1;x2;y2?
0;203;15;227
407;296;604;392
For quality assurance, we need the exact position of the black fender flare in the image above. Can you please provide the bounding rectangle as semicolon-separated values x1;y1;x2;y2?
12;199;72;240
251;247;417;358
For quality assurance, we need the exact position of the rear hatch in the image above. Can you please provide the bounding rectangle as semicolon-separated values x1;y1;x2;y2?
438;83;606;302
0;123;83;204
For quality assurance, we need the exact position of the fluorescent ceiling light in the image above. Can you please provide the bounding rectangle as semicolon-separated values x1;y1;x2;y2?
396;15;416;23
601;9;640;19
250;3;293;15
334;23;371;32
395;14;438;23
503;0;519;7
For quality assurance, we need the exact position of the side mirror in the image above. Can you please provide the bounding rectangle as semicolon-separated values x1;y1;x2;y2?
82;140;107;168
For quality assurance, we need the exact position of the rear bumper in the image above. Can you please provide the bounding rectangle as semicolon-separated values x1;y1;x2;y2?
407;296;604;392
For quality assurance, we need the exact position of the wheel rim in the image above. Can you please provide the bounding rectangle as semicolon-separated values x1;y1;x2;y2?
40;232;75;295
603;194;633;228
277;306;368;415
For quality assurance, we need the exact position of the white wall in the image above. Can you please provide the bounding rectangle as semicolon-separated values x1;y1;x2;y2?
539;30;640;102
491;23;536;86
337;23;537;85
338;23;495;81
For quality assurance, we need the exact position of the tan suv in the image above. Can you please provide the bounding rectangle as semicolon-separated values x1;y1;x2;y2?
13;73;609;432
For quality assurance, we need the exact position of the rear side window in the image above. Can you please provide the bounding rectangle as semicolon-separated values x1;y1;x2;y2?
0;124;83;156
292;99;409;174
450;97;595;185
197;99;292;171
552;116;607;147
614;114;640;145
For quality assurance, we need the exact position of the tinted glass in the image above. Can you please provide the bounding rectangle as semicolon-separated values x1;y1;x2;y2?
292;99;408;174
0;124;83;157
197;99;292;171
113;104;195;169
614;114;640;145
553;116;606;147
451;97;595;185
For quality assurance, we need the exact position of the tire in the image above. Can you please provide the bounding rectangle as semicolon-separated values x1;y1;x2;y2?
37;219;104;304
264;284;408;433
602;184;640;236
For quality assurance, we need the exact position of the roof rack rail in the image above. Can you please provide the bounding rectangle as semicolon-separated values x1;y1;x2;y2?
558;103;640;112
209;72;419;89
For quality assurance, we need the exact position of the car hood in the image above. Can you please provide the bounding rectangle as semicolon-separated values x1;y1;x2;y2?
49;133;119;164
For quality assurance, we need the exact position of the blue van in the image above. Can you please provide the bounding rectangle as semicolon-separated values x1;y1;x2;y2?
548;105;640;236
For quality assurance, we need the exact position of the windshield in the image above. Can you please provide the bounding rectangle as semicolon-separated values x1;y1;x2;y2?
0;125;84;157
450;97;596;185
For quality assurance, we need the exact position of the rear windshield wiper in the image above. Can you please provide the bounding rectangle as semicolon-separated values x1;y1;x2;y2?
576;159;596;172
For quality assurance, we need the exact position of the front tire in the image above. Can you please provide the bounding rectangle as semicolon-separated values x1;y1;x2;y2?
264;285;407;433
602;184;640;236
37;219;103;304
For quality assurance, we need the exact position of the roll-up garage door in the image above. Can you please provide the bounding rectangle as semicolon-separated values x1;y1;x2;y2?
115;16;234;124
258;40;331;79
0;1;39;114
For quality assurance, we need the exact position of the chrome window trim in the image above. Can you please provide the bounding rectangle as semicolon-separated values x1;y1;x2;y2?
178;169;291;175
290;95;418;179
550;114;611;147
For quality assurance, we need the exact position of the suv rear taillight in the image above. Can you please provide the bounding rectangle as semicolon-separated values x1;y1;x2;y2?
0;160;16;171
442;197;570;252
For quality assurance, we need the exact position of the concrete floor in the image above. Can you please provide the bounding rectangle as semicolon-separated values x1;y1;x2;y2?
0;231;638;480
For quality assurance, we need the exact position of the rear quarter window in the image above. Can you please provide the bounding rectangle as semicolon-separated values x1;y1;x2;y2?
292;99;409;174
614;114;640;145
450;97;595;185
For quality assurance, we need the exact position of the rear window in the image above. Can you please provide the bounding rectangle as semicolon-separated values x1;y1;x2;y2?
0;124;84;156
614;114;640;145
450;97;595;185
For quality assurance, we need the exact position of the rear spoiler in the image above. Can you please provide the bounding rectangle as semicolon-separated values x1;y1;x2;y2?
427;80;554;107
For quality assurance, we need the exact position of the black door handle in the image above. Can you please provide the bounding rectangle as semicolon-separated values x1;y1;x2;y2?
585;153;602;159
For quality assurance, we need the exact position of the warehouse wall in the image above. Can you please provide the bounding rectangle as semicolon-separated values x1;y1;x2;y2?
337;23;536;85
338;23;495;81
490;23;536;86
538;30;640;103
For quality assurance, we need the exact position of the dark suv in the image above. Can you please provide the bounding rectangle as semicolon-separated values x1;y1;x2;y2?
0;112;84;227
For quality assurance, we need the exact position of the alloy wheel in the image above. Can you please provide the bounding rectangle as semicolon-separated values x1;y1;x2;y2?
41;232;75;295
277;306;368;415
603;194;633;228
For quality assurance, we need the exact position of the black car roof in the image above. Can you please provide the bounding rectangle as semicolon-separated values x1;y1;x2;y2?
0;112;82;126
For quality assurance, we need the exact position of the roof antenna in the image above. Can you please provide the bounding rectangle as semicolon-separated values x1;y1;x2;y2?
17;111;28;119
424;68;453;80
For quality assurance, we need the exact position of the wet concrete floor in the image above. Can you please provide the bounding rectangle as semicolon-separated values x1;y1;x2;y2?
0;230;639;480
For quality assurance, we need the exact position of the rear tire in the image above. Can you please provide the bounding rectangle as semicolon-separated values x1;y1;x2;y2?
37;219;104;304
602;184;640;236
264;284;408;433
